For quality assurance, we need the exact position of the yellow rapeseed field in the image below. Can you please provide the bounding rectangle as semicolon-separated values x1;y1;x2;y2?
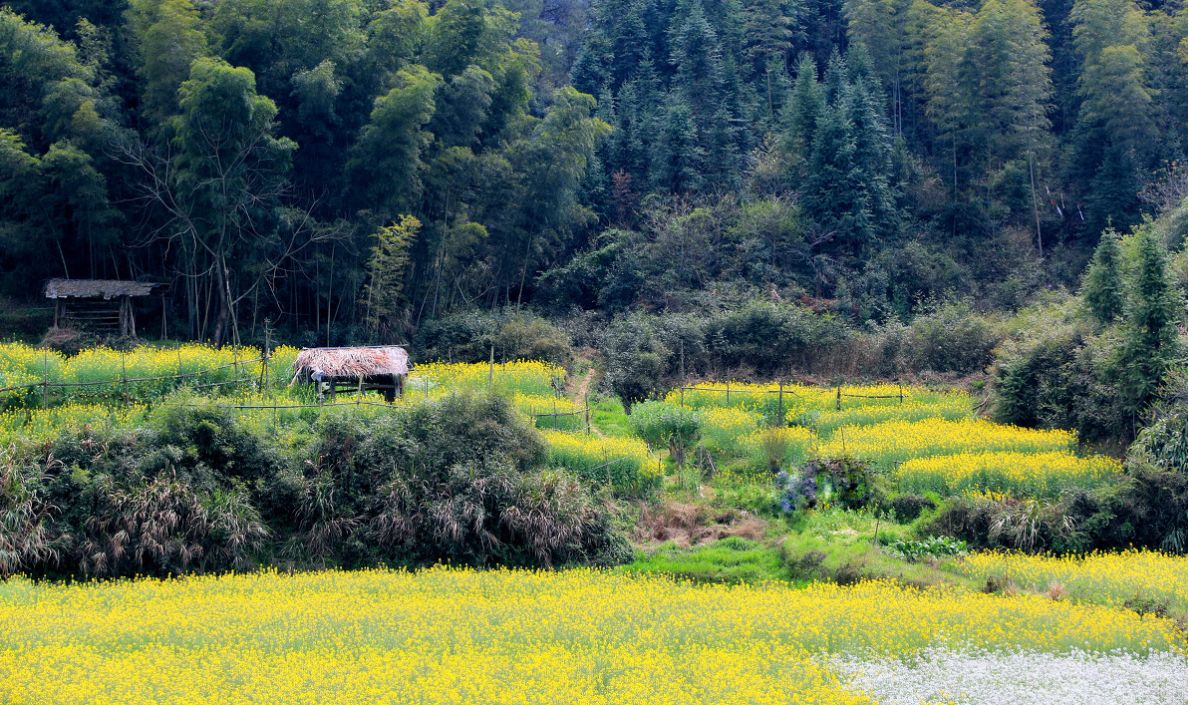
895;451;1123;497
409;360;564;397
0;568;1181;705
817;418;1077;470
953;550;1188;616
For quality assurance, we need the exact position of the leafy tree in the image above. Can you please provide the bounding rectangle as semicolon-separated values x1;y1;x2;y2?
125;0;207;123
145;58;296;343
1069;0;1155;234
365;215;421;338
347;64;441;217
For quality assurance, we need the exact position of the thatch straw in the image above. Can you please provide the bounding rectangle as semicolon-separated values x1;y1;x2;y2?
292;346;409;379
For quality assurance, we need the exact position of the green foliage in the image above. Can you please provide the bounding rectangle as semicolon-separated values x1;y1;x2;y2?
628;401;702;466
365;216;421;338
1112;227;1181;421
889;535;966;562
1082;228;1124;324
622;537;787;584
0;392;631;576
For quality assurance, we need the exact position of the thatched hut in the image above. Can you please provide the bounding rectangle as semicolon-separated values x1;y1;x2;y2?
292;346;409;401
44;279;168;337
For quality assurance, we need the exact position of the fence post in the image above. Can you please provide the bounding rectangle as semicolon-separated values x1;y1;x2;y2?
488;344;495;390
680;387;685;408
899;383;904;404
836;384;842;411
725;381;730;404
121;352;128;406
41;349;48;409
778;381;784;426
260;319;272;390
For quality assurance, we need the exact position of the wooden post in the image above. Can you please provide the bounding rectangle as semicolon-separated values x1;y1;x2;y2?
899;383;904;404
41;349;48;409
488;344;495;390
836;384;842;411
680;387;685;407
53;300;60;328
725;381;730;404
259;319;272;390
121;352;128;405
778;381;784;426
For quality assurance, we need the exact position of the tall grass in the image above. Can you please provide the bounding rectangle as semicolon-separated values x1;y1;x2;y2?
541;430;659;496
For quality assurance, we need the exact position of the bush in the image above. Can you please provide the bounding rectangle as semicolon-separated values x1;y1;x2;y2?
0;393;632;577
704;300;844;375
415;309;574;366
886;494;936;522
628;401;701;466
601;314;675;406
902;300;1001;375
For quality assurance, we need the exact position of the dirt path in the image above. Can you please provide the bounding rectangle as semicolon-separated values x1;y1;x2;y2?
571;367;594;402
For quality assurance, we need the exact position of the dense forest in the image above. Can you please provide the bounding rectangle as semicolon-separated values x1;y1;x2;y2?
2;0;1187;350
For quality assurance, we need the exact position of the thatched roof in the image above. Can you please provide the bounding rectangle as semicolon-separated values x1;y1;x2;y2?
44;279;166;299
293;346;409;378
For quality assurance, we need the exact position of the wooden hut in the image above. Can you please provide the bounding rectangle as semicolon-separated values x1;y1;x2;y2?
44;279;167;337
291;346;410;402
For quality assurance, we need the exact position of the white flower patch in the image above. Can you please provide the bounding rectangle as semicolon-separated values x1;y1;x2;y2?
832;648;1188;705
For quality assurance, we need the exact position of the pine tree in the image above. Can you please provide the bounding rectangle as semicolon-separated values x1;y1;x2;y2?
1115;227;1181;422
651;95;705;194
1081;226;1123;324
783;53;825;169
845;75;897;240
803;95;869;253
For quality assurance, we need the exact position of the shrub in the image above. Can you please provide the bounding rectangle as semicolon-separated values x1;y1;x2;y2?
628;400;701;466
414;309;574;366
886;493;936;522
703;300;845;375
902;300;1001;375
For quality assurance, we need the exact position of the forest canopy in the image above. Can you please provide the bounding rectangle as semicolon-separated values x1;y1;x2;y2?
1;0;1187;345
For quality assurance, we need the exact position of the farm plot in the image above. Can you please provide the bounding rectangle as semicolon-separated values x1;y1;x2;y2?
0;568;1183;704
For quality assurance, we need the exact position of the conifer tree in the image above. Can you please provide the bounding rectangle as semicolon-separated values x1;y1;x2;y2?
1115;228;1181;422
783;53;826;167
1081;226;1123;324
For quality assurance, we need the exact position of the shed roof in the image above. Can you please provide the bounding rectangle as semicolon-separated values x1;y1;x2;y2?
292;346;410;378
44;279;166;300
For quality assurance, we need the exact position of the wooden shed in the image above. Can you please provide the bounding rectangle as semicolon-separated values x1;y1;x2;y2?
291;346;410;402
44;279;168;337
